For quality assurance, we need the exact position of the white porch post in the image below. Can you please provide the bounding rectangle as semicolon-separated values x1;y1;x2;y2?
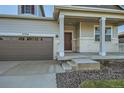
99;17;106;56
59;14;64;57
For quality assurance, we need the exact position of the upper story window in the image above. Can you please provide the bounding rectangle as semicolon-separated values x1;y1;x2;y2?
95;26;112;41
21;5;34;15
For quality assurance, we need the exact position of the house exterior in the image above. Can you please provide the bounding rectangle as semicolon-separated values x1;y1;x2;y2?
0;5;123;61
119;32;124;43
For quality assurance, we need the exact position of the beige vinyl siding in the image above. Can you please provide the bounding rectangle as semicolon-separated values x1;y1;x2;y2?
79;22;119;52
112;26;118;38
81;22;94;37
0;18;59;34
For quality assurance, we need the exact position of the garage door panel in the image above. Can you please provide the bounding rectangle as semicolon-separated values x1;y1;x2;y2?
0;37;53;61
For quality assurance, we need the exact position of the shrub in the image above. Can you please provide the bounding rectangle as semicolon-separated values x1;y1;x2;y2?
80;80;124;88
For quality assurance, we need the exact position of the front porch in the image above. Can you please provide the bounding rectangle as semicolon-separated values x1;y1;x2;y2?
58;52;124;61
58;10;124;59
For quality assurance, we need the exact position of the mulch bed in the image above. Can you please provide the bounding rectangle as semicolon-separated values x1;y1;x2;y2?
56;61;124;88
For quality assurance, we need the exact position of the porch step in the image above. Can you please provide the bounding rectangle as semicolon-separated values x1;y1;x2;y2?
67;61;77;71
71;58;100;70
61;62;72;72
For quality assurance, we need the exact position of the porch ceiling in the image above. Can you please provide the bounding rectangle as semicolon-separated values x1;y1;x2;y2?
64;16;124;26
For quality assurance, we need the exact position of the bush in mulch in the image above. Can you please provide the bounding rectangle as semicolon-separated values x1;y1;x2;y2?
56;61;124;88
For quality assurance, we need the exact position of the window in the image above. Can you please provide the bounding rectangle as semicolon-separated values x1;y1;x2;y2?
18;37;43;41
0;37;3;40
18;37;25;40
27;37;39;41
21;5;34;14
40;37;43;41
95;26;111;41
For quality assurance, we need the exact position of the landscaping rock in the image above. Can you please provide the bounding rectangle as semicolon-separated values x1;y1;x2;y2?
56;61;124;88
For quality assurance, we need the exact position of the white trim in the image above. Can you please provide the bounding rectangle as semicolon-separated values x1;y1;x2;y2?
50;36;56;59
59;14;65;57
0;14;55;21
0;32;56;37
79;22;82;39
64;30;73;52
94;25;113;42
79;22;82;52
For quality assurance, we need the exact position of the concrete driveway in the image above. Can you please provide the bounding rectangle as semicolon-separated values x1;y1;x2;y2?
0;60;64;88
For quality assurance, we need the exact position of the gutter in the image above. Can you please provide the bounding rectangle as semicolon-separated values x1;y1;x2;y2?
0;14;55;21
55;5;124;14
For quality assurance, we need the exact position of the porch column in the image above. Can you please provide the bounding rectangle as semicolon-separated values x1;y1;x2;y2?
59;14;64;57
99;17;106;56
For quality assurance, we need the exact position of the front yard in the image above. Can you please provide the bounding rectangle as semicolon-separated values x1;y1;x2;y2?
56;60;124;88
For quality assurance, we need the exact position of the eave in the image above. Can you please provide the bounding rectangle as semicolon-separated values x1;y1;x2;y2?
0;14;55;21
54;5;124;19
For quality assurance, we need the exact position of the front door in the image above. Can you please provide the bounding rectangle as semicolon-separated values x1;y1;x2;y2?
64;32;72;51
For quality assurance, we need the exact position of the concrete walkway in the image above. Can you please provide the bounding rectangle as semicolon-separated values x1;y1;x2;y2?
0;74;56;88
0;60;64;88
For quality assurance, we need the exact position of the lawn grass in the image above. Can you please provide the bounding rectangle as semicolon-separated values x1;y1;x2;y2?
80;80;124;88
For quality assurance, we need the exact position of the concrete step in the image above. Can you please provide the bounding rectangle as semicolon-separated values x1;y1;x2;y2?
71;58;100;70
62;62;72;72
57;55;90;61
67;61;77;71
48;63;65;73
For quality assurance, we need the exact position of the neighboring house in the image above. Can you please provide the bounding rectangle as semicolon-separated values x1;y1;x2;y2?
118;32;124;52
119;32;124;43
0;5;123;61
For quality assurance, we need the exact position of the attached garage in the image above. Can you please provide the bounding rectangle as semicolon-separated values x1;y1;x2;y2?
0;36;53;61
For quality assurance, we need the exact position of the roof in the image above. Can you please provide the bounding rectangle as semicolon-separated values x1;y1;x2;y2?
73;5;123;10
119;5;124;9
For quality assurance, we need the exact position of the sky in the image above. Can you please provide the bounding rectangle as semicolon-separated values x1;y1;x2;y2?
0;5;123;32
0;5;54;17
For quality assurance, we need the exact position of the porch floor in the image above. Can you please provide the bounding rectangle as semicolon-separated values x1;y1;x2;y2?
58;52;124;61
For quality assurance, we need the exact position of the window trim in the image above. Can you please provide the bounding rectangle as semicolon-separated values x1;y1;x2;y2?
94;25;113;42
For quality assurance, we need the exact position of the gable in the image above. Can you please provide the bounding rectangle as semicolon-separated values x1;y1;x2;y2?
73;5;123;10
